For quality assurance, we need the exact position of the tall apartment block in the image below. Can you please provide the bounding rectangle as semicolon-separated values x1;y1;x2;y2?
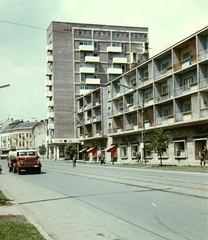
45;21;149;159
76;26;208;165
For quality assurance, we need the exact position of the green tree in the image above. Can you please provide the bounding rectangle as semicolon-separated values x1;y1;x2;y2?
38;144;46;160
64;143;78;160
145;128;169;166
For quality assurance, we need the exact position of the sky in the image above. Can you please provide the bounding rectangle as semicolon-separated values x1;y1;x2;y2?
0;0;207;122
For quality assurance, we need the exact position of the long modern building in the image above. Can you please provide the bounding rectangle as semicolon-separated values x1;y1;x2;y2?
76;26;208;165
45;22;149;159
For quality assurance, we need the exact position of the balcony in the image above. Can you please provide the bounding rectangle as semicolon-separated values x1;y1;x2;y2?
113;57;127;64
80;67;95;74
46;56;53;63
107;46;122;52
46;44;53;52
45;69;52;76
175;112;192;122
48;123;54;129
80;89;91;95
199;78;208;90
181;58;190;69
200;108;208;118
198;49;208;61
47;100;54;107
45;80;52;87
45;91;53;98
107;68;122;75
85;56;100;62
79;45;94;51
47;112;54;118
85;78;100;85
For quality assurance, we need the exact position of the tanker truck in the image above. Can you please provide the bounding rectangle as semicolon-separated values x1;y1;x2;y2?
8;149;42;174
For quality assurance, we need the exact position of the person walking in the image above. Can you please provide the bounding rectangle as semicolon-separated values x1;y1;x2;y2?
73;155;77;168
200;145;207;167
137;151;141;163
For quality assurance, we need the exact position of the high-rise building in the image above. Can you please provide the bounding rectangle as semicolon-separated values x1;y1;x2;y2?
76;26;208;166
45;21;149;159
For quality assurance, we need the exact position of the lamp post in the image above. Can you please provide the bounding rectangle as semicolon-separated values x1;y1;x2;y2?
117;82;145;163
0;84;10;89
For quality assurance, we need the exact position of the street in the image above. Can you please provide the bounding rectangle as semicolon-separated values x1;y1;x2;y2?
0;160;208;240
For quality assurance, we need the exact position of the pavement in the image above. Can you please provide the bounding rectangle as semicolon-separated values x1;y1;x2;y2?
0;186;53;240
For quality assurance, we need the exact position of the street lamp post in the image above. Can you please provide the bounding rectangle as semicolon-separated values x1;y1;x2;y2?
117;82;145;163
0;84;10;89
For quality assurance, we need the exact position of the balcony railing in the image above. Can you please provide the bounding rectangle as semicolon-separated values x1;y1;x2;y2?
200;108;208;118
85;56;100;62
198;49;208;61
199;78;208;90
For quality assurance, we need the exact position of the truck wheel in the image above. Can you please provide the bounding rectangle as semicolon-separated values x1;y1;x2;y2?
17;168;21;175
13;163;17;173
37;167;41;174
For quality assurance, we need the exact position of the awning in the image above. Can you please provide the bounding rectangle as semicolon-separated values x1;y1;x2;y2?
79;148;87;153
103;145;116;152
86;147;96;153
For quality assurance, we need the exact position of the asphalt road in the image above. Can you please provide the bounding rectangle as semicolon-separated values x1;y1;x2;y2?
0;160;208;240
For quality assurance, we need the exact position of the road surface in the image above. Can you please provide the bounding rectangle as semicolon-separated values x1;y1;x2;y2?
0;160;207;240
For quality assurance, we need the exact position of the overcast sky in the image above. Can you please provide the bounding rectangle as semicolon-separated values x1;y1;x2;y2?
0;0;207;122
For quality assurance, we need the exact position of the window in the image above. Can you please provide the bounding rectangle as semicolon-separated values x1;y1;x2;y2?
174;141;185;156
184;102;191;112
80;40;92;45
145;91;152;100
144;113;150;122
121;43;125;51
184;77;193;87
80;52;85;60
183;52;189;60
144;72;148;78
162;62;170;70
95;63;99;72
132;116;137;124
131;145;138;158
130;96;134;104
120;145;127;158
131;79;136;87
136;43;143;50
119;102;123;110
94;41;98;50
164;107;171;116
162;85;168;94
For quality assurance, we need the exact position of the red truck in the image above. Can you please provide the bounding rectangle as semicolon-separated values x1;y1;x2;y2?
8;149;42;174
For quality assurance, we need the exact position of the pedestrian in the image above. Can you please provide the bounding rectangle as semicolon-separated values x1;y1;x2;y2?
98;153;101;163
100;156;105;165
137;151;141;163
200;145;207;167
73;155;77;168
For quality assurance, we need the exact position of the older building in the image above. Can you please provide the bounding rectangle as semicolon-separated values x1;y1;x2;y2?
76;26;208;165
0;119;21;158
46;21;149;160
9;122;39;150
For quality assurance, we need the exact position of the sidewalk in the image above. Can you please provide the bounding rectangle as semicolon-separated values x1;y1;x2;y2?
0;196;52;240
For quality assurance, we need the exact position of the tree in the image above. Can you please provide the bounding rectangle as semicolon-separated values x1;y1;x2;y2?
145;128;169;166
39;144;46;160
64;143;78;160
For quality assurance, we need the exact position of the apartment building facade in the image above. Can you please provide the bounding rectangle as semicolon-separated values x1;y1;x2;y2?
76;26;208;165
46;21;149;160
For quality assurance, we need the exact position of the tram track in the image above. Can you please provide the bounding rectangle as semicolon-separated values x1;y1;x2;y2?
43;163;208;200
